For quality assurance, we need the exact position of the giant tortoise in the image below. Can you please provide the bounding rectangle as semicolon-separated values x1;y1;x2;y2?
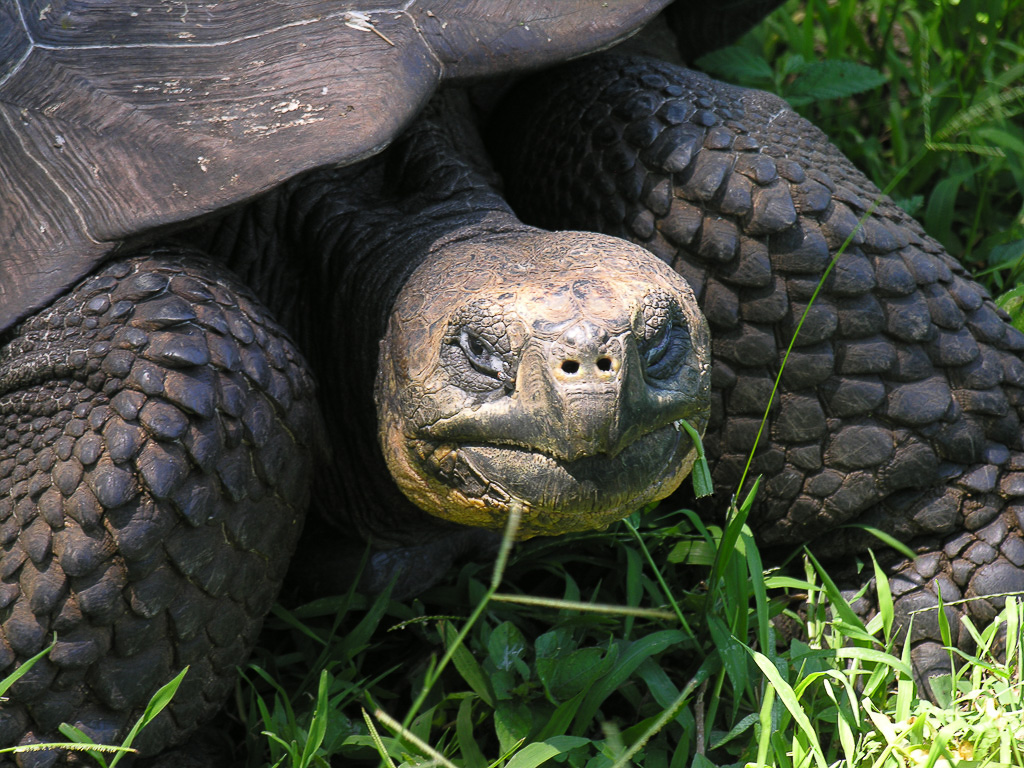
2;0;1022;764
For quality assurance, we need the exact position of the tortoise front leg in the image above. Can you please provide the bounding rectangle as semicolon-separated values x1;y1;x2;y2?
0;251;320;763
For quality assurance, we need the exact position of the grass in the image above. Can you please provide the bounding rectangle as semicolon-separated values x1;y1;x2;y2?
6;0;1024;766
222;502;1024;768
696;0;1024;292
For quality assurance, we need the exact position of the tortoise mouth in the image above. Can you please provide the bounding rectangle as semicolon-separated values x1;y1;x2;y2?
417;422;692;535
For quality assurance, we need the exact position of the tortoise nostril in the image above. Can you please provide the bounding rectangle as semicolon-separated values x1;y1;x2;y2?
561;359;580;374
596;357;612;372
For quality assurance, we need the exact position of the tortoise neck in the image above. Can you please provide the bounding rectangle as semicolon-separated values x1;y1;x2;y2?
279;91;533;545
172;88;533;544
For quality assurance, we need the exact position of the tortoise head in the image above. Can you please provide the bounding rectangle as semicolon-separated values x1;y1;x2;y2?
375;231;711;538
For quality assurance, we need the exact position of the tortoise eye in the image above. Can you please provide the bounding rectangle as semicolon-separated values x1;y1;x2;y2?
468;335;486;358
643;323;690;381
459;329;505;379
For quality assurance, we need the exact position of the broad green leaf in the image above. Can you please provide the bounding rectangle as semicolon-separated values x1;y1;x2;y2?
495;700;533;757
708;615;748;699
695;46;773;84
535;628;575;661
996;284;1024;332
537;645;616;702
344;733;402;762
924;171;972;249
488;621;530;676
635;658;680;710
929;674;955;710
667;539;717;566
894;194;925;217
535;689;587;742
504;737;591;768
676;419;713;497
781;52;806;77
787;60;887;105
489;669;517;701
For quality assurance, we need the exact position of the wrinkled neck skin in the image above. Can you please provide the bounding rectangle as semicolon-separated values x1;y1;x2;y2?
187;90;536;547
295;176;535;547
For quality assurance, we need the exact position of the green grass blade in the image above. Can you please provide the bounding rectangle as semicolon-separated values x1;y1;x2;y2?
456;697;486;768
360;709;397;768
894;638;916;725
0;642;54;698
851;525;917;561
803;550;868;635
708;615;749;702
374;707;458;768
868;550;894;642
745;529;772;654
443;621;496;707
298;670;330;768
676;419;713;498
747;649;829;768
571;630;690;735
755;682;775;768
624;519;693;634
109;666;188;768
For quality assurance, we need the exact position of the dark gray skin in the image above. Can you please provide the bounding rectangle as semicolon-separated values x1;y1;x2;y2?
491;54;1024;684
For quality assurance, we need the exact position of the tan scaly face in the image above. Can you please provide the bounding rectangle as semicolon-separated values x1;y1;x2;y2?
375;230;711;538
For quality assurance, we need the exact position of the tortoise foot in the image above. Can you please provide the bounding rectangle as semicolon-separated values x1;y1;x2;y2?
287;513;500;601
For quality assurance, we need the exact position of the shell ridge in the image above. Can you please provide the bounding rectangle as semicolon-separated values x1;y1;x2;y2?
0;2;33;90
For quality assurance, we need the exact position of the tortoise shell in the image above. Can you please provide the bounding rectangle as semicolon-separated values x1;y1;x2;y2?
0;0;670;331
